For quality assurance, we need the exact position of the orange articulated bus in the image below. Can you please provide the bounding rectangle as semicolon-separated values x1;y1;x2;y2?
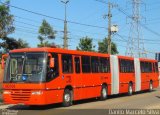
2;48;159;106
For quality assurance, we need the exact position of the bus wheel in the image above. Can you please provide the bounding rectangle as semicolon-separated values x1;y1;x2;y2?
128;83;133;96
149;81;153;92
63;89;73;107
100;85;107;100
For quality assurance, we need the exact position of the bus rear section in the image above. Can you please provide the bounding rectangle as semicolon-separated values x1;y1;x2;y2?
139;59;159;90
110;56;159;96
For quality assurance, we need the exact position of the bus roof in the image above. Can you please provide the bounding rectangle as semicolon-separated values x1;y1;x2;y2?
10;47;110;57
10;47;157;62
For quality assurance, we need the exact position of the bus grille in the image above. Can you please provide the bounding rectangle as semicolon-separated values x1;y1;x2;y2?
11;90;31;101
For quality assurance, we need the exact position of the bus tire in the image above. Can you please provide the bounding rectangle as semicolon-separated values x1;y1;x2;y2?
128;83;133;96
63;89;73;107
100;85;108;100
149;81;153;92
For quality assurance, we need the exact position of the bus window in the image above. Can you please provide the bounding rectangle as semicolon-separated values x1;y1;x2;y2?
119;59;134;73
62;54;73;73
155;62;159;72
140;61;152;73
91;57;99;73
99;57;110;73
46;53;59;82
82;56;91;73
74;57;80;73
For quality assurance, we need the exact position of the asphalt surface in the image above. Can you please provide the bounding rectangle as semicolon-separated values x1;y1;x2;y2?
0;88;160;115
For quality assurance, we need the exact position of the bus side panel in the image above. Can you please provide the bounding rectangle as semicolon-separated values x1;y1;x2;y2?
141;73;149;90
110;55;119;95
74;87;83;101
152;71;159;89
119;73;135;94
91;73;111;97
45;90;63;104
86;86;101;99
153;80;159;88
108;84;111;95
79;74;102;100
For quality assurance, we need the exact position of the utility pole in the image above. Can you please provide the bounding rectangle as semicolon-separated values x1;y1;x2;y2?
95;0;118;54
61;0;69;49
125;0;146;58
107;0;112;54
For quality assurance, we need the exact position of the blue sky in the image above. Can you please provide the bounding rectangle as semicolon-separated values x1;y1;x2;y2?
1;0;160;58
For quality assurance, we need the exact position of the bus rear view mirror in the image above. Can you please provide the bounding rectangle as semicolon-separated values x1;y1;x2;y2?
50;57;55;68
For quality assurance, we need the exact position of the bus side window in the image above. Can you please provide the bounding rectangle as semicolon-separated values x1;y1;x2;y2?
155;62;159;73
82;56;91;73
74;57;80;73
62;54;73;73
153;63;155;73
47;54;59;82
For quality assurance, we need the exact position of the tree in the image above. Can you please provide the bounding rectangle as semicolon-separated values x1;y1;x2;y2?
0;0;15;38
17;38;30;48
98;38;119;55
37;19;56;47
76;36;95;51
0;37;29;52
37;41;51;48
0;1;30;52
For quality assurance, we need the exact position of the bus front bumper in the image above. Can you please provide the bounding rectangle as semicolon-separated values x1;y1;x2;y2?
3;90;46;105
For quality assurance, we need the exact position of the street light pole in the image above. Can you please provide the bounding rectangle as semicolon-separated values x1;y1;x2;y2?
61;0;69;49
108;0;112;54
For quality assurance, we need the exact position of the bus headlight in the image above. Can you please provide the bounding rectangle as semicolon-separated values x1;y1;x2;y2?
32;91;43;95
3;91;11;94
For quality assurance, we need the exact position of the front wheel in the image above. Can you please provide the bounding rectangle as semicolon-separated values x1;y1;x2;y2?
100;85;108;100
63;89;73;107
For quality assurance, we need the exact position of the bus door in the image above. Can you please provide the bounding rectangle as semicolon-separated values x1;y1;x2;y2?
73;56;82;100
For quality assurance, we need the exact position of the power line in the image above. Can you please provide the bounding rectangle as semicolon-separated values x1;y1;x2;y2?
115;34;160;42
14;23;160;46
15;14;107;36
13;25;160;54
0;1;107;29
115;4;160;37
70;36;157;55
14;19;106;37
95;0;108;4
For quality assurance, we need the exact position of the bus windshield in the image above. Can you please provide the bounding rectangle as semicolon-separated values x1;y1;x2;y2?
4;52;47;83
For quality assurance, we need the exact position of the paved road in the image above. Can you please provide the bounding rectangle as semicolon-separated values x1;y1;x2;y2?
0;88;160;115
